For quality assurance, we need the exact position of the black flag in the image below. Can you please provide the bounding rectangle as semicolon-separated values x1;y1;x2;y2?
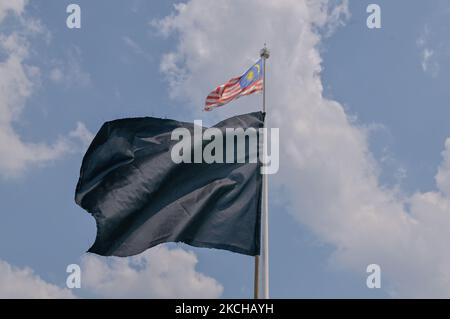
75;112;264;257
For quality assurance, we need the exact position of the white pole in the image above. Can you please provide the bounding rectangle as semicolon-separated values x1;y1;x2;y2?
260;45;270;299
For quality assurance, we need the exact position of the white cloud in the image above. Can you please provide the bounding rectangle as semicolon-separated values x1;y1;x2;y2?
0;260;75;298
123;36;145;56
420;48;439;77
417;26;440;77
421;48;436;72
0;5;90;178
49;46;91;87
155;0;450;297
436;139;450;197
121;36;153;64
49;67;63;82
81;245;223;298
69;122;94;149
0;245;223;299
0;0;27;23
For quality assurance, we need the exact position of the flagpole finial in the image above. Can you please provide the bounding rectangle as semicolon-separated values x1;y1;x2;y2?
260;45;270;59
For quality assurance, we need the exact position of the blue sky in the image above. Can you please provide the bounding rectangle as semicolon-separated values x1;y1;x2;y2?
1;0;450;298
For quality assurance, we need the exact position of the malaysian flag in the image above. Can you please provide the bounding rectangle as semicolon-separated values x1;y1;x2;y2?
205;59;264;111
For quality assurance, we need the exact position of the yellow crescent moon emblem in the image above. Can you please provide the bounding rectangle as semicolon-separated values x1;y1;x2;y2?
254;64;261;74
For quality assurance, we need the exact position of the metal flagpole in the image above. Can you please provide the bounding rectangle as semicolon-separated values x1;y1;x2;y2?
254;44;270;300
254;255;259;299
260;44;270;299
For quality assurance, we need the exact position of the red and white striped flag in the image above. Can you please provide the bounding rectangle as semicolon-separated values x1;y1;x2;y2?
205;59;263;111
